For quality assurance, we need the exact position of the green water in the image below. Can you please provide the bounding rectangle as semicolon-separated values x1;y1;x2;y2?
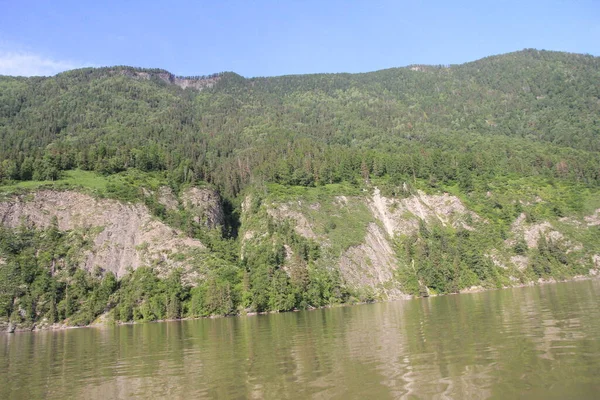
1;280;599;399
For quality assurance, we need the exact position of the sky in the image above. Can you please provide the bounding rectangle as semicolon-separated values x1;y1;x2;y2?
0;0;598;77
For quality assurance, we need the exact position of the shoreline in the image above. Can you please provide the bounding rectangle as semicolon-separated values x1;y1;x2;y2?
452;273;595;295
2;274;598;334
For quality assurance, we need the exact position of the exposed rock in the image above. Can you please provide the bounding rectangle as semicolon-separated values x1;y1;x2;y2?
369;187;477;237
585;209;600;226
157;186;179;211
241;195;253;213
461;285;486;293
510;255;529;271
266;204;318;239
487;250;506;269
512;212;527;228
590;255;599;276
242;186;594;300
283;244;294;261
369;188;403;237
334;196;349;206
239;230;255;260
547;230;564;242
112;68;221;90
566;243;583;254
167;75;220;90
181;187;224;229
558;216;581;226
0;190;205;278
338;223;406;300
510;213;563;248
252;187;481;299
243;230;255;241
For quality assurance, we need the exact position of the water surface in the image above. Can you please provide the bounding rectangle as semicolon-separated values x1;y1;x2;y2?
1;280;599;399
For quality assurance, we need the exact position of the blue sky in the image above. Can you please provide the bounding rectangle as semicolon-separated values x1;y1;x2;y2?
0;0;598;77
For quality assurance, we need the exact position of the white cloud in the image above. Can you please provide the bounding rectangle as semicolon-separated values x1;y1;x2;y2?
0;50;88;76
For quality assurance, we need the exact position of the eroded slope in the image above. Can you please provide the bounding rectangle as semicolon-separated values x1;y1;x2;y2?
0;189;216;278
241;185;600;299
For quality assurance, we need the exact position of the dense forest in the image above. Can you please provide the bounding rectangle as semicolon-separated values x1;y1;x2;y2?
1;49;599;329
1;49;599;195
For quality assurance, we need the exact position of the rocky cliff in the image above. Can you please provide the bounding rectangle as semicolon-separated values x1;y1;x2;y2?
112;68;221;90
1;183;598;301
0;187;224;278
240;185;600;299
152;186;225;229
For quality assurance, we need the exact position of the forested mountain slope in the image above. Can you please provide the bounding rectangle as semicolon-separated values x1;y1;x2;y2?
1;49;599;330
1;49;599;196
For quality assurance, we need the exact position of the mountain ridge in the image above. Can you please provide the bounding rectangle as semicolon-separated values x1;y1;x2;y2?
3;48;597;81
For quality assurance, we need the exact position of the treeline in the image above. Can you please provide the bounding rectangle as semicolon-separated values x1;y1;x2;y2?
1;133;599;198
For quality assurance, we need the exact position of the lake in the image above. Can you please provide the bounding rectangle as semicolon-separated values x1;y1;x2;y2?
1;280;599;399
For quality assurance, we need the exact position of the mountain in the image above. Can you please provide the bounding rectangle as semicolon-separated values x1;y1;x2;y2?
1;49;599;330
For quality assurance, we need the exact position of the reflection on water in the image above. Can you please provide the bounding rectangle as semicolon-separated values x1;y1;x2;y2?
1;280;599;399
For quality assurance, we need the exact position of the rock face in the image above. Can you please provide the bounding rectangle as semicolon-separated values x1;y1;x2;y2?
338;223;405;299
509;213;564;249
338;189;477;298
369;187;477;236
242;187;478;300
3;185;596;298
0;190;205;278
266;204;318;239
181;187;224;229
146;185;224;229
585;209;600;226
242;186;600;299
157;186;179;211
113;68;221;90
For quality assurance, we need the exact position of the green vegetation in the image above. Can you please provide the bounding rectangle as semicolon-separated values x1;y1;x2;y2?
0;221;116;327
1;50;599;198
1;49;600;328
0;169;171;202
259;183;373;253
0;220;347;327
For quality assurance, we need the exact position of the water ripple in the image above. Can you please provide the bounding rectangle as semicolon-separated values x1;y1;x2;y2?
1;280;599;399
